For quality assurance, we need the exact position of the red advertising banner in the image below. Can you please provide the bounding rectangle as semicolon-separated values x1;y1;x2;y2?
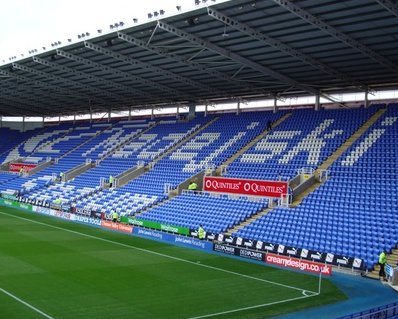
203;176;288;198
9;163;37;173
265;253;332;276
101;220;133;234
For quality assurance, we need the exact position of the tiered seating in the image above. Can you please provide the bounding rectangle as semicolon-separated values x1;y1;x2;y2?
2;123;74;164
103;111;281;216
20;120;148;203
139;192;268;233
226;107;378;180
234;104;398;270
169;112;283;174
74;116;208;213
0;121;112;195
32;124;104;160
0;171;19;186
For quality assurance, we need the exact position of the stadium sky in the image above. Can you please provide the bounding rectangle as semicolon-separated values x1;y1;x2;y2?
0;0;229;64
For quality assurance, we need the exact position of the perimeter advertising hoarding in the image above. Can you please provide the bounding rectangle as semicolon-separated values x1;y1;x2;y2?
216;235;364;270
203;176;288;198
213;243;265;262
265;253;332;276
72;207;91;217
0;198;33;211
9;163;37;173
133;227;213;252
72;214;102;226
128;217;190;236
101;220;133;233
1;193;17;201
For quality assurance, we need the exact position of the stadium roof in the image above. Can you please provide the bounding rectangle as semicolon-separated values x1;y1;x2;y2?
1;0;398;117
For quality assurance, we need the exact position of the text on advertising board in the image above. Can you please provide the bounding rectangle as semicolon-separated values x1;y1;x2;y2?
265;253;332;276
9;163;37;172
204;176;288;198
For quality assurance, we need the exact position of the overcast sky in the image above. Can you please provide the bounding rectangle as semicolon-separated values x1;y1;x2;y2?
0;0;228;64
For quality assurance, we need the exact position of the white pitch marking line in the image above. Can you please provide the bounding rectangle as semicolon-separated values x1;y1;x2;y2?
0;211;317;295
185;294;318;319
0;287;55;319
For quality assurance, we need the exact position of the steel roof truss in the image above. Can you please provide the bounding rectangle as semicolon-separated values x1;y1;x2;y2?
117;31;246;98
84;41;206;99
272;0;398;74
157;21;317;93
11;62;110;104
375;0;398;18
0;68;88;103
207;7;367;91
158;21;348;106
33;56;141;102
56;49;187;102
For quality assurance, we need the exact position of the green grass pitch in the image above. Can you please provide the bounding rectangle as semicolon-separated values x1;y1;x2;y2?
0;207;346;319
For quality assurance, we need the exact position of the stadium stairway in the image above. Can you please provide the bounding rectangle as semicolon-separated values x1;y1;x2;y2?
291;107;386;207
366;248;398;280
150;116;219;166
57;123;112;161
318;107;387;171
96;121;157;164
222;107;387;239
215;113;291;175
225;205;273;236
111;117;219;189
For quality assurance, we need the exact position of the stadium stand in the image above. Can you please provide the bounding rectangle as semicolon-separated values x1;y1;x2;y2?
73;116;209;214
1;103;397;273
233;103;397;270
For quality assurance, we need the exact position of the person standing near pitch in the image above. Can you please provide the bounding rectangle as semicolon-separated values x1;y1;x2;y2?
112;210;119;223
198;224;205;240
379;250;387;281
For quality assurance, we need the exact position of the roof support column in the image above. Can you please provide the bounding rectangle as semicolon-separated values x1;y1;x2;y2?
273;97;278;113
188;102;196;120
204;104;208;117
151;106;154;120
315;93;321;111
128;106;132;121
176;105;180;120
236;101;241;115
108;107;112;122
0;116;2;128
89;105;92;123
42;116;44;127
364;88;369;108
58;116;61;124
22;116;25;133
